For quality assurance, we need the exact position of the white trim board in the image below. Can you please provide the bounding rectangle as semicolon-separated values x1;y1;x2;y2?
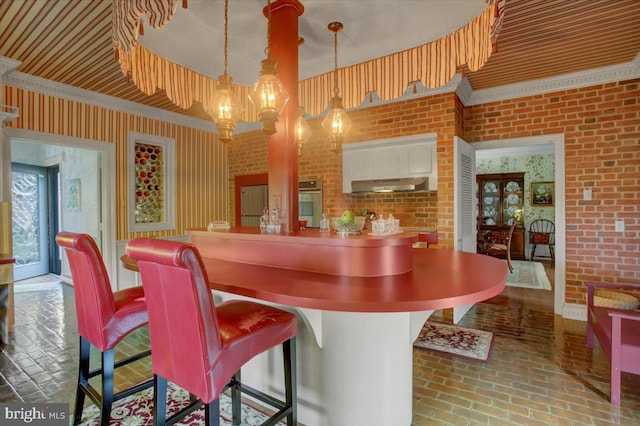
461;54;640;106
126;131;176;233
4;70;214;132
562;304;587;322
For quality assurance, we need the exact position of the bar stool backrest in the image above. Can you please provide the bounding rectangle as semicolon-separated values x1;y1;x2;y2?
56;232;118;352
126;238;223;401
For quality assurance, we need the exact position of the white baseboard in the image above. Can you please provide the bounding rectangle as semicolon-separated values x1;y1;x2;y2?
562;303;587;321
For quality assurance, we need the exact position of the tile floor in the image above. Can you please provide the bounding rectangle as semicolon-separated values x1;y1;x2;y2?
1;264;639;425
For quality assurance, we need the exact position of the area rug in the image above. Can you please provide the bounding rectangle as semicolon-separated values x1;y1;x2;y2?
414;322;494;362
80;382;284;425
506;260;551;290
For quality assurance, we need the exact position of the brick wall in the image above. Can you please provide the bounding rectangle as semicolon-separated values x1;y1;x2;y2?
231;93;458;245
228;80;639;304
465;79;640;302
227;131;269;225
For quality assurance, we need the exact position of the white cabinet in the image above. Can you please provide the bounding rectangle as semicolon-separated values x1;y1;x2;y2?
343;133;438;192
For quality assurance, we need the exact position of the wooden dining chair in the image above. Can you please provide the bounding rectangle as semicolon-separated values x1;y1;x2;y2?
529;219;555;262
485;221;517;273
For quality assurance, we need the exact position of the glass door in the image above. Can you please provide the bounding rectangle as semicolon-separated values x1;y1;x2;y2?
11;163;49;281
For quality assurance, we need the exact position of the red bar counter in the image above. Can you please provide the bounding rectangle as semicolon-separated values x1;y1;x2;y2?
188;227;417;278
186;228;506;425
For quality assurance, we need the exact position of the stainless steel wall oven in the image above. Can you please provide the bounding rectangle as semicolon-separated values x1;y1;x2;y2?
298;180;322;228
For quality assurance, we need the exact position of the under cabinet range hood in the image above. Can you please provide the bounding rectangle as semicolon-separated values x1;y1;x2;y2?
351;177;428;193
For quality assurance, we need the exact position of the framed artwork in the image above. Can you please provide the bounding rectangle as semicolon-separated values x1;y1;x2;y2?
531;181;554;206
65;178;81;212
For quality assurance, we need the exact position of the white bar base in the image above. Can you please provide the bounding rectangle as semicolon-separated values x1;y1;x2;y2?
215;290;432;425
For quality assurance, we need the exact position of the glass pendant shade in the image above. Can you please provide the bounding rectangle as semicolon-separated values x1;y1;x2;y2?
322;94;351;153
324;21;350;153
249;59;289;135
208;73;244;144
295;109;312;156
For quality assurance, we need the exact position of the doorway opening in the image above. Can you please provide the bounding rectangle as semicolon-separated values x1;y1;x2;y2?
470;134;565;317
4;128;116;287
235;173;268;227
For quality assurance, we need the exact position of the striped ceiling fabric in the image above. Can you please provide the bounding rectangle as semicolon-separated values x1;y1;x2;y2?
0;0;200;118
466;0;640;89
300;1;503;116
1;0;639;122
113;0;504;118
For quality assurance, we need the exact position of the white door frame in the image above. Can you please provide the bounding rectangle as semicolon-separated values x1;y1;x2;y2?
452;136;477;323
470;134;566;317
2;128;117;285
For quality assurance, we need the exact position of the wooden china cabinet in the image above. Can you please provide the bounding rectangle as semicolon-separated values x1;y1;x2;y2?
477;173;526;260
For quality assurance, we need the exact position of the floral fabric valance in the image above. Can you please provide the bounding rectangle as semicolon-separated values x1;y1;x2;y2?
112;0;505;120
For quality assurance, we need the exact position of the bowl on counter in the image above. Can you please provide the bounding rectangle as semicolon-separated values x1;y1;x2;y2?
331;216;366;235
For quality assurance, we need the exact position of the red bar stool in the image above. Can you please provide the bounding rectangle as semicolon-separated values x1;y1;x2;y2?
126;238;297;426
56;232;152;426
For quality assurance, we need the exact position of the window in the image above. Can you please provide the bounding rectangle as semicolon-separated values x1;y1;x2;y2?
127;132;175;232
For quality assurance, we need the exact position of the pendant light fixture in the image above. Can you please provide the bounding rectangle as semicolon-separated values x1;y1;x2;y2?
322;21;352;153
295;107;312;156
204;0;243;144
249;0;289;135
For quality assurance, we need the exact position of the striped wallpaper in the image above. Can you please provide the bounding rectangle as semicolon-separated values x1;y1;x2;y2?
2;85;227;241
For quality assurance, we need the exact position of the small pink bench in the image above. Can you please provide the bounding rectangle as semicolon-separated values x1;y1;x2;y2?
586;281;640;405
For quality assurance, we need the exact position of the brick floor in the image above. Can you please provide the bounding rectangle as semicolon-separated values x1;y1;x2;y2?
1;265;639;425
413;263;640;425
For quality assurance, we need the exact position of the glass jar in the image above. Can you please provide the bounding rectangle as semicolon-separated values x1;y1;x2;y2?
320;213;330;232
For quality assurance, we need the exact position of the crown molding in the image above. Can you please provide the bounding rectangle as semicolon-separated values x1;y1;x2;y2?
234;75;465;133
4;71;215;132
3;54;639;132
0;57;21;76
347;74;463;116
1;105;20;123
454;76;474;105
464;54;640;106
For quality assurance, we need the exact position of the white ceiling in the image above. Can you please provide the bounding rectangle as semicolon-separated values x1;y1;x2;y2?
139;0;487;86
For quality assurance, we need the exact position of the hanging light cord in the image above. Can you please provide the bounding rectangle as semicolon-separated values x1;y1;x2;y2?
266;0;272;58
223;0;229;75
333;28;339;96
